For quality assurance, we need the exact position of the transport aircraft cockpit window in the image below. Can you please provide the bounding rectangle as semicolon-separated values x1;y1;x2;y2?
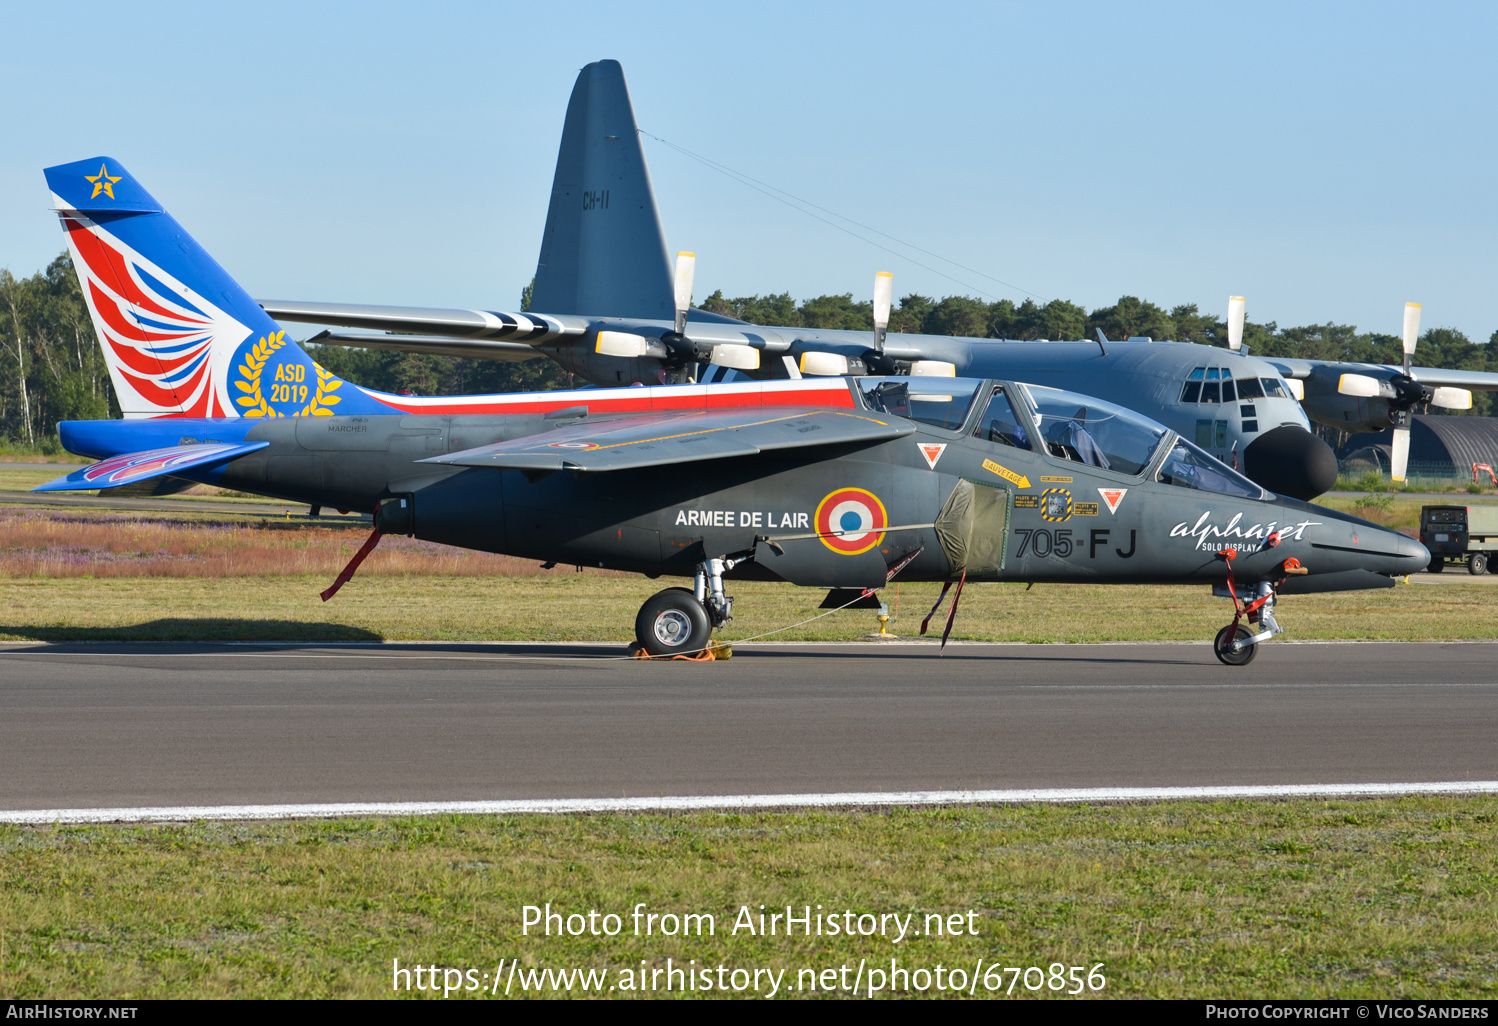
1261;378;1291;399
857;376;983;431
1157;438;1265;498
1180;367;1205;403
1236;377;1266;399
973;388;1031;450
1018;386;1167;476
1201;368;1222;404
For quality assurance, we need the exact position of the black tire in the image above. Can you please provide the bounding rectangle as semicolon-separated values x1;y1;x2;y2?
1428;556;1445;573
635;588;712;657
1469;553;1488;576
1213;624;1258;666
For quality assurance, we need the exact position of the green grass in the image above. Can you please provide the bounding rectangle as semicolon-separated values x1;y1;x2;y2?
3;799;1496;999
1;574;1495;643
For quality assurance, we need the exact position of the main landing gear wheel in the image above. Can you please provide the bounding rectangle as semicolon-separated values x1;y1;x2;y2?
1213;624;1258;666
635;588;712;657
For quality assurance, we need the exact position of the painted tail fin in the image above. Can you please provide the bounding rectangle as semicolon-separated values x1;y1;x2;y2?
44;157;381;420
530;60;674;320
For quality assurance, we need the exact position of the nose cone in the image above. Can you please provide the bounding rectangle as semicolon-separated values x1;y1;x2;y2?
1316;519;1430;577
1243;426;1338;501
1392;531;1432;575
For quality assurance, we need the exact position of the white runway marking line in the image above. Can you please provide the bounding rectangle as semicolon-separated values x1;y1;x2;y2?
4;782;1496;825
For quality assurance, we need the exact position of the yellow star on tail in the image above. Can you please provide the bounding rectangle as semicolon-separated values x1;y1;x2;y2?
86;163;122;199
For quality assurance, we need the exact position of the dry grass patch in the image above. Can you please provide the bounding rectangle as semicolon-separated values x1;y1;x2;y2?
0;508;603;580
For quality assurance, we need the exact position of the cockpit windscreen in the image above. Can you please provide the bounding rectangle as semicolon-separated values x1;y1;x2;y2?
1016;385;1167;476
857;376;983;431
1157;438;1265;499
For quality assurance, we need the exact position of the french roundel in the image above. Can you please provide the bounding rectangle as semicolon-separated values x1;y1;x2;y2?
815;487;889;555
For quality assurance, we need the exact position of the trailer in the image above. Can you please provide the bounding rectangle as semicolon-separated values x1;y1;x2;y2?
1421;504;1498;574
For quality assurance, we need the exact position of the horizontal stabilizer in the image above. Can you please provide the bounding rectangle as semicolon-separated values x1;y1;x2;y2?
421;407;912;473
33;441;269;492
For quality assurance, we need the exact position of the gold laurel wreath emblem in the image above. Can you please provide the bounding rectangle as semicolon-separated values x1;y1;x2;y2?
299;363;343;416
234;331;342;417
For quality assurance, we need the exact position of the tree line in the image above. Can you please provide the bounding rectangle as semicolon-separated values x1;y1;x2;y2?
4;251;1497;449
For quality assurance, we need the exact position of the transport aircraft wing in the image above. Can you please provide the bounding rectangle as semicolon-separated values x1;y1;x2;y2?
304;331;553;363
1265;356;1498;392
421;406;912;473
258;300;590;345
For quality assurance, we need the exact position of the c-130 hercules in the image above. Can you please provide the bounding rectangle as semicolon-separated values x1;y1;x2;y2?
260;60;1498;500
37;157;1427;663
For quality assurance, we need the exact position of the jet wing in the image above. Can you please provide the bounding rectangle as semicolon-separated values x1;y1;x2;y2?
258;300;590;344
420;407;912;473
33;441;269;492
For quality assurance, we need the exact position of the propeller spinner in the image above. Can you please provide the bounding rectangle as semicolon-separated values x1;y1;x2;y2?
1331;302;1471;481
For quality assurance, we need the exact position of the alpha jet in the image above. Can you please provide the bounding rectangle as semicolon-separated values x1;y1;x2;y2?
39;157;1428;663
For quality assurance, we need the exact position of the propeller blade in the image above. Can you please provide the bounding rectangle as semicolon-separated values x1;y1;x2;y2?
799;351;850;376
1401;301;1420;378
872;271;893;353
910;360;957;377
708;343;759;371
673;252;696;334
1227;296;1245;351
1431;386;1473;410
1390;425;1410;483
1337;372;1384;398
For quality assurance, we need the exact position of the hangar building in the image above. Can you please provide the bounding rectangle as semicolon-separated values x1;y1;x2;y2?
1342;415;1498;476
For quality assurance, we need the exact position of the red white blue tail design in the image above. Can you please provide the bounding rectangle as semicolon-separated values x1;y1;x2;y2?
45;157;385;420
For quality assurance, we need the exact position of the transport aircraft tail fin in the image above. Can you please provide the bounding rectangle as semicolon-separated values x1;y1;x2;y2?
530;60;675;320
44;157;383;420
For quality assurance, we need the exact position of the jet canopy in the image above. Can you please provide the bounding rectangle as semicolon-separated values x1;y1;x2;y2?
856;376;985;431
1015;385;1168;477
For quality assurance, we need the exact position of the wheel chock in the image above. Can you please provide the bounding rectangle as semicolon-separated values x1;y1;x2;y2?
628;641;732;662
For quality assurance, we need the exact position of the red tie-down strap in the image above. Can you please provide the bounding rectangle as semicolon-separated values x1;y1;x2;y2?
321;528;384;602
1218;548;1304;622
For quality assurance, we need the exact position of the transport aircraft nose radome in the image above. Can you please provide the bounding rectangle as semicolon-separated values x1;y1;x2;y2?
1242;426;1338;501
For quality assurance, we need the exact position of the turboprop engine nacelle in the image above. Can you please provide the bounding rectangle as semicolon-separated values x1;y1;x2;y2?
1301;368;1401;432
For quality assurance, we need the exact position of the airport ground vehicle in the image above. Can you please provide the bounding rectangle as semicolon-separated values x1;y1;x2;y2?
1421;504;1498;574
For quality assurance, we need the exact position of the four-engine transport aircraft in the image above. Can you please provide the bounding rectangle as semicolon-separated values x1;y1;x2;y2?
259;60;1498;499
36;157;1428;664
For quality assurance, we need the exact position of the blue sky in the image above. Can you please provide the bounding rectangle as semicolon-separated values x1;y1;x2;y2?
3;1;1495;341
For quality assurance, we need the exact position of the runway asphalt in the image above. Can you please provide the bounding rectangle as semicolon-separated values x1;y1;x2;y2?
1;641;1495;812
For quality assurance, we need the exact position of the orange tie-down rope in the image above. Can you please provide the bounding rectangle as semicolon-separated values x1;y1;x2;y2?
629;641;731;661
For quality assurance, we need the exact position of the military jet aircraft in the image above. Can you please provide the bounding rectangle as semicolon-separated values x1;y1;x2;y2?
260;60;1498;497
36;156;1428;664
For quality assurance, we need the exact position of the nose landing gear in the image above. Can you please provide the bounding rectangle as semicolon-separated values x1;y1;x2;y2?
1211;548;1307;666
